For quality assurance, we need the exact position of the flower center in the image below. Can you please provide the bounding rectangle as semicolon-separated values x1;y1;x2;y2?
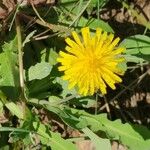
86;55;100;72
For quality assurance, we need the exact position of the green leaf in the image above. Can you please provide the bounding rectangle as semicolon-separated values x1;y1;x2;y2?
28;62;52;81
121;35;150;54
29;99;87;129
96;116;150;150
60;111;87;129
0;127;30;133
124;55;145;63
69;96;96;108
28;75;53;99
90;0;109;7
30;100;150;150
47;104;87;129
117;61;127;73
50;131;77;150
22;30;36;47
63;108;150;150
94;115;150;150
5;102;24;119
48;96;61;103
0;126;32;146
9;130;31;145
120;35;150;62
0;91;6;112
58;0;83;15
87;0;109;15
41;48;58;66
58;0;109;30
48;49;58;66
77;17;114;33
53;77;77;98
0;100;3;114
33;122;77;150
82;127;111;150
0;36;20;99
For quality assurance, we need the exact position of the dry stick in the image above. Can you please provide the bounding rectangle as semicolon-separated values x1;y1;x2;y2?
9;5;19;31
30;0;46;24
99;70;149;111
33;32;60;41
103;95;111;119
33;34;55;41
95;93;98;115
33;29;51;39
127;63;149;69
19;13;54;29
113;101;128;122
24;17;37;31
15;15;25;99
124;110;142;124
19;13;72;37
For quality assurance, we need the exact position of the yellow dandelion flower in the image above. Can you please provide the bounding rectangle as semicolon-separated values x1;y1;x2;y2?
57;27;125;96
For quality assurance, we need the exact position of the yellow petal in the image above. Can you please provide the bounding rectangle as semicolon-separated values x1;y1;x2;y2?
111;47;125;55
108;37;120;50
72;31;82;46
81;27;90;47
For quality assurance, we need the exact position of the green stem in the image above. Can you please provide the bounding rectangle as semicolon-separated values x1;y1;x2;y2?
95;93;98;115
15;15;25;99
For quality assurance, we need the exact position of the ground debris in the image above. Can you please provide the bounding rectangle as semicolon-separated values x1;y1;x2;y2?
0;0;55;19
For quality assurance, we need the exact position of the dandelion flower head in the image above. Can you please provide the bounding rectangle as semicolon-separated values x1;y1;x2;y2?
57;27;125;96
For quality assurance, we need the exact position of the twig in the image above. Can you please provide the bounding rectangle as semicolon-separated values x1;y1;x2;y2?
30;0;46;24
95;93;98;115
19;13;54;29
124;110;142;124
103;95;111;119
9;5;20;31
127;62;149;69
33;29;51;39
112;100;128;122
33;32;61;41
19;13;72;36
